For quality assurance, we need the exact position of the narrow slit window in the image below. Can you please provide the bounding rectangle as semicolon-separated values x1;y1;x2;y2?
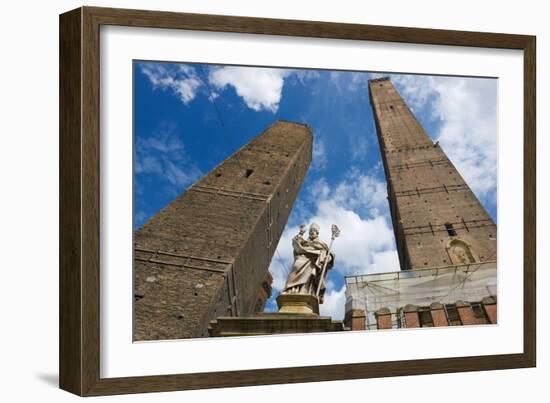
445;223;456;236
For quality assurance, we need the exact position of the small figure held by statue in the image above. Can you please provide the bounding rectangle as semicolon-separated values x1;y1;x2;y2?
282;223;338;304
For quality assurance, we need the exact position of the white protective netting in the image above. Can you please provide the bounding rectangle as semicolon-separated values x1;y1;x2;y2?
345;261;497;328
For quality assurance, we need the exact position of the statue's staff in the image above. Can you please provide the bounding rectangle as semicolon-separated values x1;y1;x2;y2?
315;224;341;298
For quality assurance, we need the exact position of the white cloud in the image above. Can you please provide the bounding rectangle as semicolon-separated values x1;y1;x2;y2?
312;200;397;274
163;160;202;188
308;177;331;200
140;63;202;104
319;285;346;319
293;69;321;85
135;155;163;176
368;249;400;274
140;63;293;113
432;79;497;202
390;75;497;203
390;74;439;111
330;71;369;93
135;122;203;193
350;135;369;161
312;137;328;170
331;168;388;216
270;254;291;293
209;67;288;112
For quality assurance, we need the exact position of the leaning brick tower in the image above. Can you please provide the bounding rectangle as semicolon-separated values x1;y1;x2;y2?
134;121;312;340
368;77;497;270
344;78;497;331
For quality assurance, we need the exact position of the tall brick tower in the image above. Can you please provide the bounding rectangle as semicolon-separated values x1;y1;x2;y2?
368;77;497;271
134;121;312;340
344;78;498;331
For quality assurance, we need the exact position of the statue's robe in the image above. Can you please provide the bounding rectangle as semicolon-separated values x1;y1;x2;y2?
283;235;334;301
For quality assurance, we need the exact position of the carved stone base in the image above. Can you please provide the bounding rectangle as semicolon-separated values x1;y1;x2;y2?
276;293;320;315
208;313;344;337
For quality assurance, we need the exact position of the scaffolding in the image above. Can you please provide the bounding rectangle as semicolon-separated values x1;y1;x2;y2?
345;261;497;329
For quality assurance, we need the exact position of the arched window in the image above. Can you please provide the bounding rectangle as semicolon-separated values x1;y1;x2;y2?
447;239;476;265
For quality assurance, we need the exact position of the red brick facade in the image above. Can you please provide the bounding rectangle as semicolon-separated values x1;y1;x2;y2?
344;309;366;331
483;296;498;324
456;301;476;325
430;302;449;327
370;299;497;329
375;308;393;329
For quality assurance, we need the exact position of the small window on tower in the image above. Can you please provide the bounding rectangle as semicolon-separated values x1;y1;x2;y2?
445;223;456;236
244;169;254;178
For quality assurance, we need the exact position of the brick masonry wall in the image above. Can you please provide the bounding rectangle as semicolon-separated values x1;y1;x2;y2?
134;121;312;340
483;296;498;324
375;308;392;330
344;309;366;331
368;78;497;270
430;303;449;327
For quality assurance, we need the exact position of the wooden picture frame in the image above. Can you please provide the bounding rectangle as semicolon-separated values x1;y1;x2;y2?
59;6;536;396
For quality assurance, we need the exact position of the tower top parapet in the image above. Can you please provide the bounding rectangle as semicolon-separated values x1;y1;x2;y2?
368;76;391;83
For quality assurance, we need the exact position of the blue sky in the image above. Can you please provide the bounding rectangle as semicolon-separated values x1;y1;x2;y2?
133;61;497;319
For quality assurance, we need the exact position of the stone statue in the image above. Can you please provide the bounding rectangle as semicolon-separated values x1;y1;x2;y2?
282;223;335;303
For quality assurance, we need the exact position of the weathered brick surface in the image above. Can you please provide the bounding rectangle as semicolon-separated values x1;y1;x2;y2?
430;302;449;327
368;78;497;270
456;301;476;325
134;121;312;340
484;304;497;324
375;307;393;329
344;309;366;330
482;296;498;324
403;304;420;328
254;272;273;313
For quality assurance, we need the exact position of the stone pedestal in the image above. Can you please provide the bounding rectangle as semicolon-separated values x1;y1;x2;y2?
208;293;343;337
276;293;319;315
208;313;344;337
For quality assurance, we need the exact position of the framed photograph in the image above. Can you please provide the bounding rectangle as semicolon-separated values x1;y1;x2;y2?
59;6;536;396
